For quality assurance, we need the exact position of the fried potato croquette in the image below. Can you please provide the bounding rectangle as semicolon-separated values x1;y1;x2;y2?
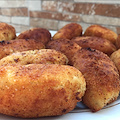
0;22;16;41
72;48;120;112
0;49;68;65
0;39;45;59
46;38;81;65
84;24;118;44
52;23;82;40
17;28;51;45
110;49;120;74
0;64;86;118
71;36;117;56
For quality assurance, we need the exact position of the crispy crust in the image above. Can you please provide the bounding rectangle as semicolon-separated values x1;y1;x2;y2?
0;64;86;118
0;39;45;59
0;23;16;41
17;28;51;45
84;24;117;44
46;38;81;65
52;23;82;40
72;48;120;112
0;49;68;65
71;36;117;56
110;49;120;74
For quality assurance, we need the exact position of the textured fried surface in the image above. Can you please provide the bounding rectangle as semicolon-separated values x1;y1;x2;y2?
52;23;82;40
17;28;51;45
71;36;117;56
0;23;16;41
0;39;45;59
72;48;120;112
84;25;117;44
0;64;86;118
0;49;68;65
46;38;81;65
110;49;120;74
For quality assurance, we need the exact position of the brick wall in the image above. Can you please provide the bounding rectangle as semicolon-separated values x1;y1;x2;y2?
0;0;120;34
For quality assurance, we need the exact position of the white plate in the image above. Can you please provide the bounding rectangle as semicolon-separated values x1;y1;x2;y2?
1;31;119;120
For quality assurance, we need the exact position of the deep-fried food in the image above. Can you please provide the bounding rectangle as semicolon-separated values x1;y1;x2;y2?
71;36;117;56
52;23;82;40
17;28;51;45
0;64;86;118
0;49;68;65
84;24;117;44
0;22;16;41
46;38;81;65
72;48;120;112
0;39;45;59
110;49;120;74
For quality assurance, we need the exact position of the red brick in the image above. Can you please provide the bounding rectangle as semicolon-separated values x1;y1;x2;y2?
30;11;60;20
30;11;81;22
57;2;75;13
46;2;120;18
66;3;120;18
42;1;75;13
72;3;94;14
94;4;120;17
42;1;120;18
42;1;58;12
61;13;81;22
1;8;28;16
